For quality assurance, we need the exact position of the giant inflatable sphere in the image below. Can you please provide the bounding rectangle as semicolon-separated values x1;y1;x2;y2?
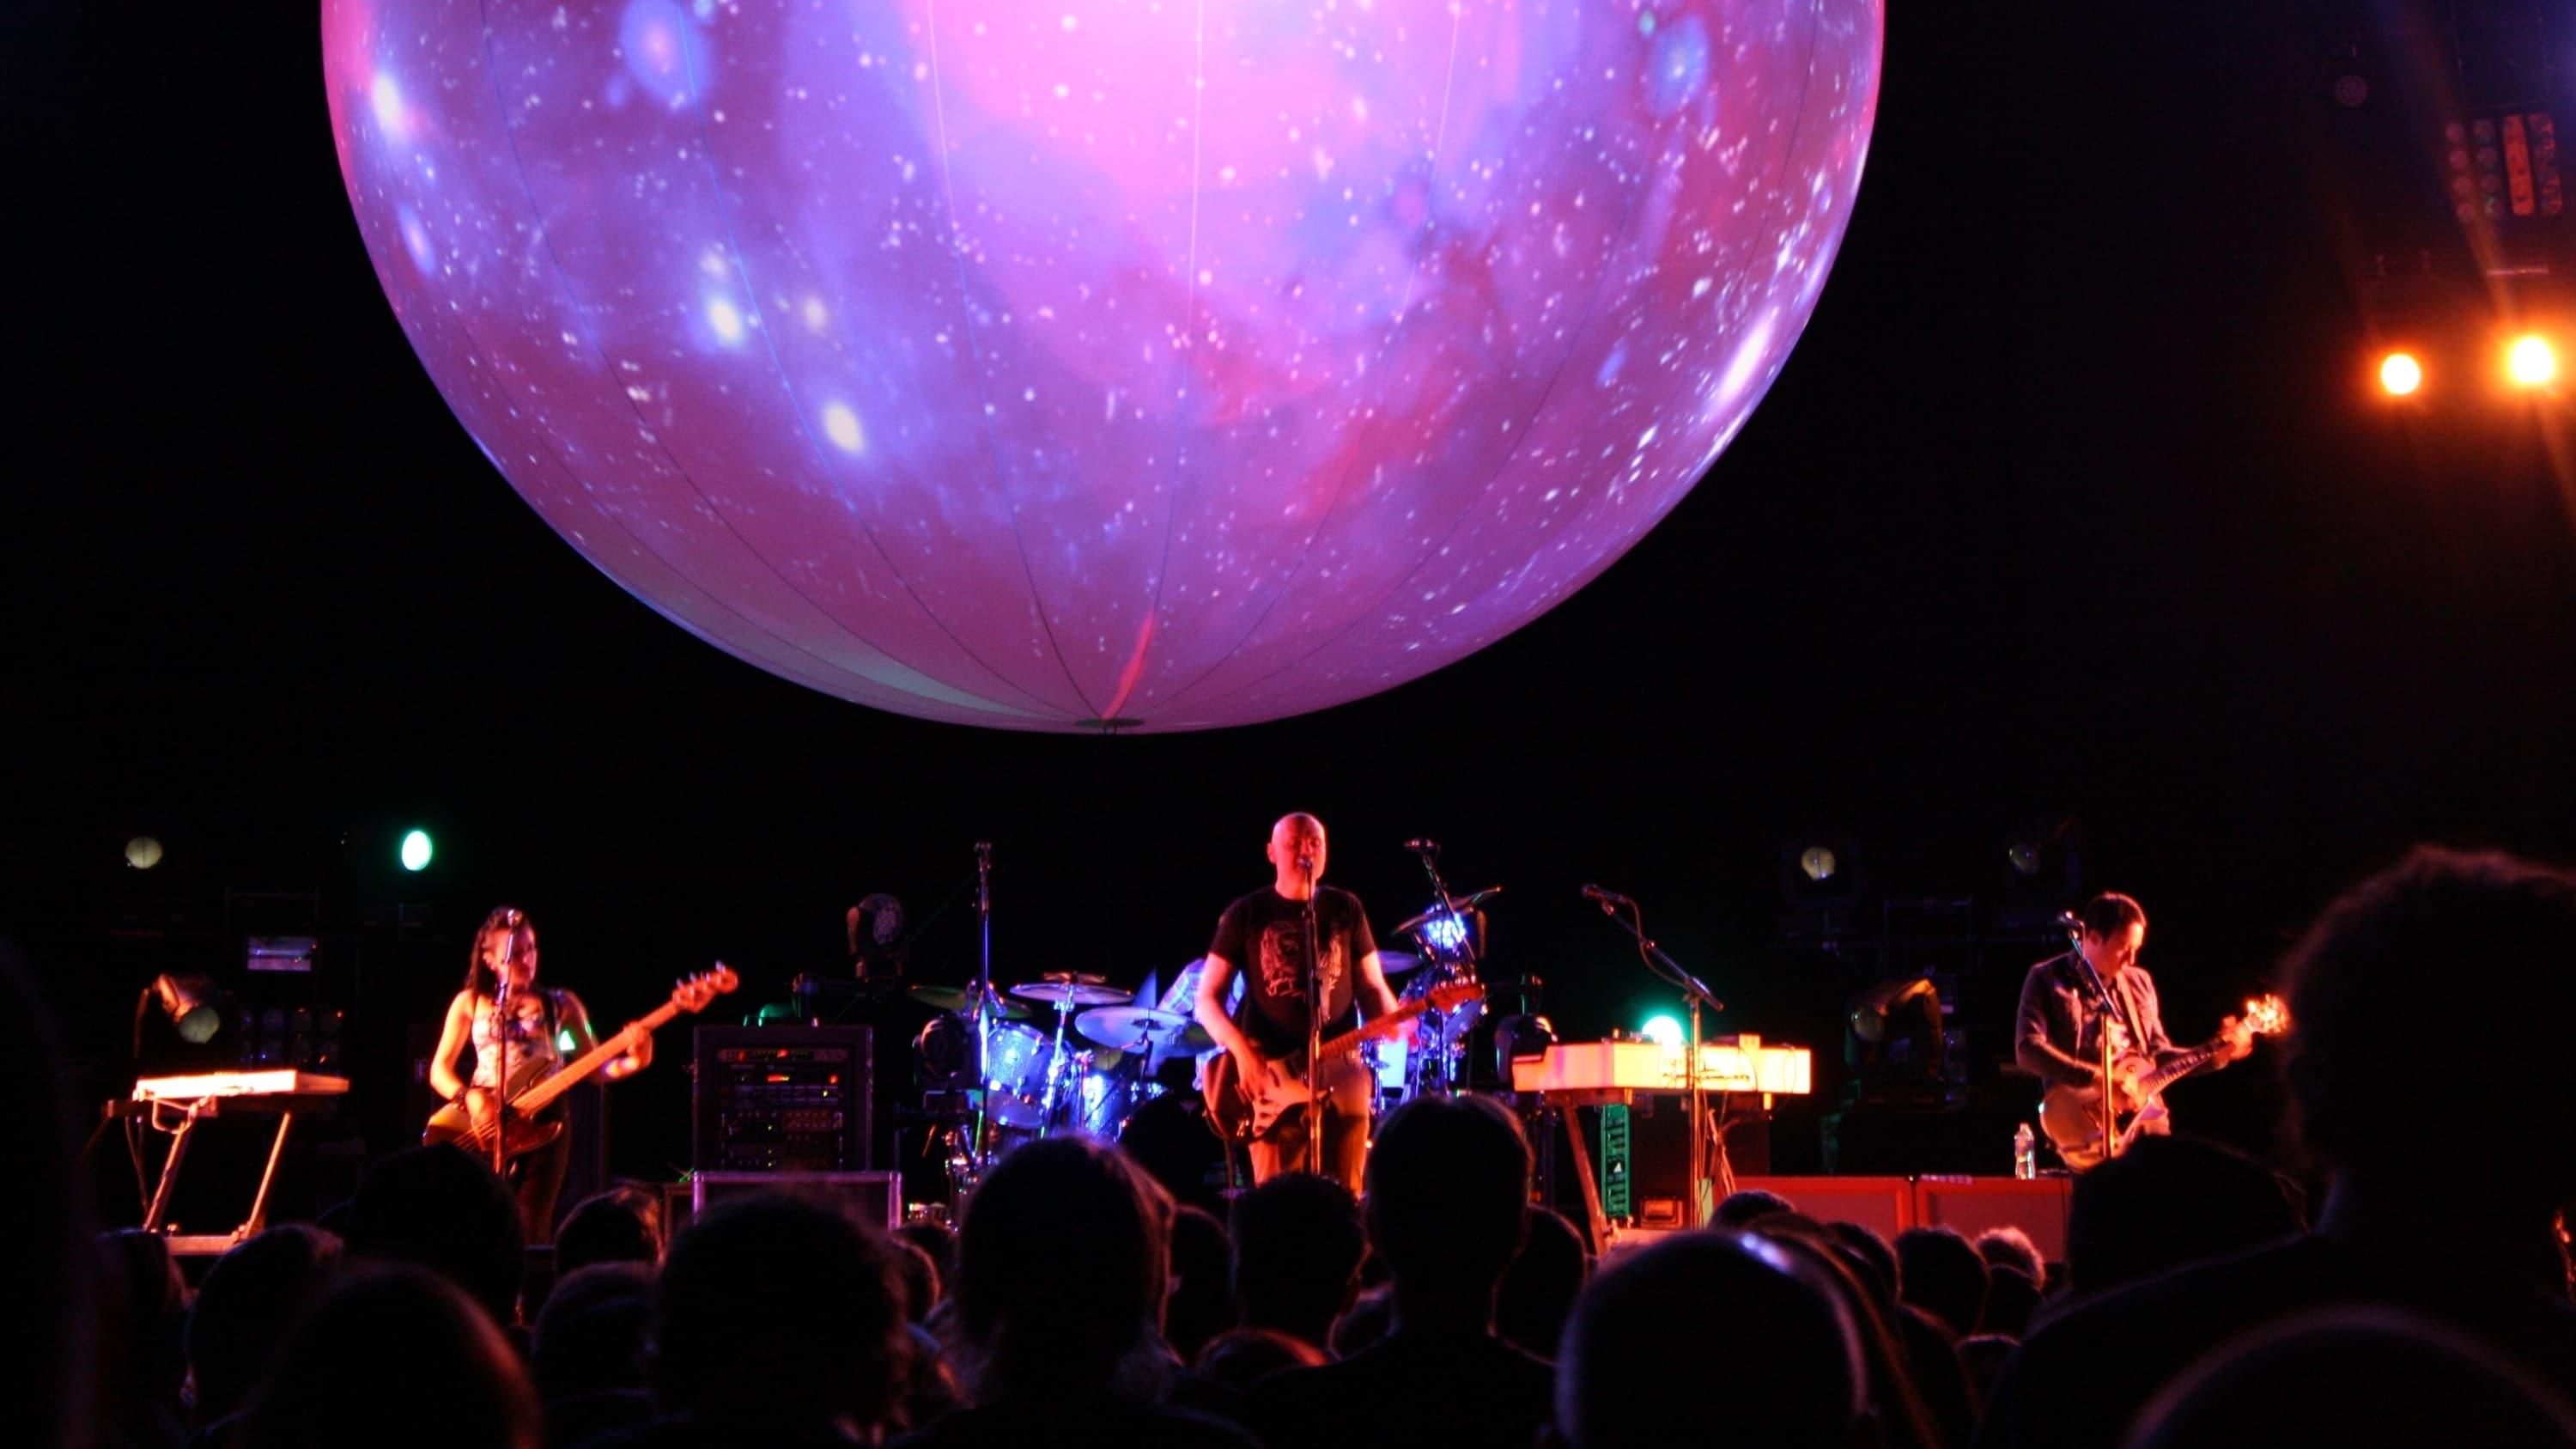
325;0;1879;730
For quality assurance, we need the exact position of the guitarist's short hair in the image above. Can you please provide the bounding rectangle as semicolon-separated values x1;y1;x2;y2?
2076;892;2148;941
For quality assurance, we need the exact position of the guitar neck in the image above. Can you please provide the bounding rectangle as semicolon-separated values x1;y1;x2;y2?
1309;999;1432;1067
509;997;686;1116
2138;1041;2227;1097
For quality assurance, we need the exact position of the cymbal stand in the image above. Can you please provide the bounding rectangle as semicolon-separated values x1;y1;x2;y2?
1406;840;1480;1094
968;843;995;1178
1590;892;1725;1227
1037;996;1075;1135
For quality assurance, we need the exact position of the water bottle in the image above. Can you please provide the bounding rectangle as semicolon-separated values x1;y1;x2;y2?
2012;1122;2037;1179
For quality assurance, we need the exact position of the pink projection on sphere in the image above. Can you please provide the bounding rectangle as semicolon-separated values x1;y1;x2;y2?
324;0;1880;731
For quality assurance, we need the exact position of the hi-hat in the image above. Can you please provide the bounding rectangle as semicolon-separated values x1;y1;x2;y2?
1009;977;1128;1008
908;983;1033;1020
1074;1007;1212;1051
1375;951;1430;977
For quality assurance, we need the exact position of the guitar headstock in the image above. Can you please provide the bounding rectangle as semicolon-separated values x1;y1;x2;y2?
1427;981;1486;1013
2242;993;2288;1037
673;963;741;1013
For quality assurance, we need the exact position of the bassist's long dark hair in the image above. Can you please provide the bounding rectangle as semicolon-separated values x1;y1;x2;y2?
462;905;536;999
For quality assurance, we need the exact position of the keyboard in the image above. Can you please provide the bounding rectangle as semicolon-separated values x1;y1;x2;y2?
1511;1038;1812;1096
133;1070;352;1101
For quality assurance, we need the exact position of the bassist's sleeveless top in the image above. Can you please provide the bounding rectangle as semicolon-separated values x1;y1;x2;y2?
469;988;565;1090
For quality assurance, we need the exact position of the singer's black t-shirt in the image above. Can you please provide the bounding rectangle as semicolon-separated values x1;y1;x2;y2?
1207;886;1378;1058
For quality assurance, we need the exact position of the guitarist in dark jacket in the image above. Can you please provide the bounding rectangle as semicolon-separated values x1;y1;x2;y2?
1195;813;1402;1192
2017;892;2251;1169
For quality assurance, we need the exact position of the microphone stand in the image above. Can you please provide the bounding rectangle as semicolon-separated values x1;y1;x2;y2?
969;843;994;1182
2066;938;2122;1162
1303;857;1325;1179
1591;894;1725;1226
490;932;514;1180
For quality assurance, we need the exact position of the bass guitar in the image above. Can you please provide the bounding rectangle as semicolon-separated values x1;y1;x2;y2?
2039;993;2286;1172
1204;981;1485;1141
424;963;737;1162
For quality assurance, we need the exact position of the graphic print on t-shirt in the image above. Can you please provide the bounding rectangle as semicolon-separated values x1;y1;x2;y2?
1257;919;1346;1002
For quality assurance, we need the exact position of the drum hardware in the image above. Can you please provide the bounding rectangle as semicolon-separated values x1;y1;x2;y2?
1394;841;1497;1102
907;983;1032;1020
1005;974;1129;1008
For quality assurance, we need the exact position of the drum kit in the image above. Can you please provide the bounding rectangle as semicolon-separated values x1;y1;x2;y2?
910;971;1216;1165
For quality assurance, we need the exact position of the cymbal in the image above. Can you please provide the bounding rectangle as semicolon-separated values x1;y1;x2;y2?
1008;978;1129;1008
1393;888;1499;941
907;983;1033;1020
1375;951;1430;977
1074;1007;1213;1051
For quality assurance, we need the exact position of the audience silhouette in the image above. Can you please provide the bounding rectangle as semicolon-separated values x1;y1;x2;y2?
184;1225;343;1436
1895;1226;1990;1341
1558;1230;1865;1449
343;1144;527;1329
238;1264;541;1449
587;1192;910;1447
896;1135;1255;1447
1229;1170;1366;1355
1244;1095;1554;1449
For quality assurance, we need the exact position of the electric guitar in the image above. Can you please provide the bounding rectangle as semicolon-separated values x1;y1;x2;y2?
1204;981;1485;1141
2039;993;2286;1172
424;964;737;1162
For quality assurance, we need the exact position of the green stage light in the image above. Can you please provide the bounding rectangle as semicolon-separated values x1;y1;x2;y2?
399;829;434;873
1639;1014;1684;1046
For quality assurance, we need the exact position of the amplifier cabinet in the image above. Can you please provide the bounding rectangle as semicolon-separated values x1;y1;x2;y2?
693;1026;872;1172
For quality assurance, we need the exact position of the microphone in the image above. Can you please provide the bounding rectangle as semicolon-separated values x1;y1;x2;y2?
1404;837;1440;855
1297;854;1319;875
1582;884;1631;907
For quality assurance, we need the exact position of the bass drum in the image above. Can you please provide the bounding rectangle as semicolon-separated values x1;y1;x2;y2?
1072;1070;1163;1141
1118;1087;1233;1216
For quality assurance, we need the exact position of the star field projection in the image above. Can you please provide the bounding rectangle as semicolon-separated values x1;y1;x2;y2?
325;0;1880;730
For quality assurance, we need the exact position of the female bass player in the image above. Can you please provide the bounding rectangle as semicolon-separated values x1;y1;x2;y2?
427;906;652;1242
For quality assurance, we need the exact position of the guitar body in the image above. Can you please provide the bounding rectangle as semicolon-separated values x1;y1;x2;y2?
422;1056;569;1163
422;1091;569;1162
1203;983;1486;1144
1201;1050;1314;1142
2038;1065;2160;1174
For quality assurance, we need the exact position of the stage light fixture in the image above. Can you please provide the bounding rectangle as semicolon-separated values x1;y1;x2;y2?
147;973;222;1044
399;829;434;873
1800;846;1839;883
125;836;164;871
2377;352;2423;397
1638;1014;1685;1047
2508;335;2558;387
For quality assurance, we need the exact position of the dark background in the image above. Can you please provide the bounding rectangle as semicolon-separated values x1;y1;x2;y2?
9;1;2573;1210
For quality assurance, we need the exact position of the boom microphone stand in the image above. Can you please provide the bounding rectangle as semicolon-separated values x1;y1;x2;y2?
1587;887;1725;1226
